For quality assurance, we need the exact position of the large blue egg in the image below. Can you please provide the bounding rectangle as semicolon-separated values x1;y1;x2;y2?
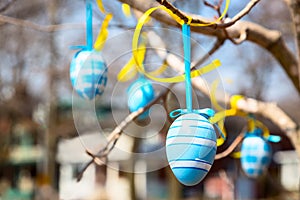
241;132;272;178
166;113;217;186
127;78;155;120
70;50;107;100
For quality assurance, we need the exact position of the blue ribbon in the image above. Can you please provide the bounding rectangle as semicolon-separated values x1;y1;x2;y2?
170;108;215;119
182;24;192;112
69;0;94;52
248;128;281;143
86;0;93;50
267;135;281;143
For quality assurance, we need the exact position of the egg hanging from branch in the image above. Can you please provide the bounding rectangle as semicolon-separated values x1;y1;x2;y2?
241;129;272;178
166;112;217;186
70;50;108;100
127;77;155;120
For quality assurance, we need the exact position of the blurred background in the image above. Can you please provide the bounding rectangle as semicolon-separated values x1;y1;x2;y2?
0;0;300;199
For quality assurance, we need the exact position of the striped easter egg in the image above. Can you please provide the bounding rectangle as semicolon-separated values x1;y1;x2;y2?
70;50;107;100
127;77;155;120
241;131;272;178
166;113;217;186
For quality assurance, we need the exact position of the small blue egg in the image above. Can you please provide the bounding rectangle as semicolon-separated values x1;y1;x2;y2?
127;78;155;120
166;113;217;186
70;50;107;100
241;133;272;178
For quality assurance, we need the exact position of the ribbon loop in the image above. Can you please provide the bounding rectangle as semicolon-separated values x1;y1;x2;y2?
267;135;281;143
169;108;215;119
169;109;186;118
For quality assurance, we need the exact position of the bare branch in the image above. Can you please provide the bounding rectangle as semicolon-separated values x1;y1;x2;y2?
235;97;300;156
77;88;169;181
118;0;300;94
0;14;84;32
215;132;245;160
1;1;298;92
0;0;17;13
203;0;247;45
155;0;260;28
285;0;300;92
149;30;300;157
219;0;261;28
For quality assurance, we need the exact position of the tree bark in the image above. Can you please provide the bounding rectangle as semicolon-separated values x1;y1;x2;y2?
286;0;300;90
45;0;59;189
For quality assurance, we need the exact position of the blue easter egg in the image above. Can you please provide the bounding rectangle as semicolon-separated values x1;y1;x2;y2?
127;78;155;120
70;50;107;100
241;133;272;178
166;113;217;186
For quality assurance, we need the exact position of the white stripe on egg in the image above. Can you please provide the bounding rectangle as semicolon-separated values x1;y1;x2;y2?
169;160;211;171
166;136;216;147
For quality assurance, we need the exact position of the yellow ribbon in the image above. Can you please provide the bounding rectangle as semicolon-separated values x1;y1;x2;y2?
118;56;138;82
94;13;113;51
96;0;106;13
231;151;241;159
118;0;230;82
210;94;271;140
118;40;147;81
231;117;270;159
190;0;230;26
130;5;224;83
122;3;131;17
118;34;171;82
94;0;113;51
230;95;244;109
248;117;270;138
210;79;227;146
211;79;225;112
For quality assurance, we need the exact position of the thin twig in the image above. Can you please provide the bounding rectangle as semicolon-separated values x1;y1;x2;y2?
203;0;247;44
0;0;17;13
156;0;261;28
215;131;245;160
158;0;216;27
77;88;169;181
0;0;260;31
0;14;84;31
191;38;225;69
220;0;260;28
0;13;137;32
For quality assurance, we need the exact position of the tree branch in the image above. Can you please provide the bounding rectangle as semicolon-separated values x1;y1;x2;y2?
0;0;17;13
155;0;260;28
285;0;300;91
148;30;300;157
235;97;300;156
1;0;298;92
0;14;84;31
215;132;245;160
77;88;170;181
118;0;300;94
